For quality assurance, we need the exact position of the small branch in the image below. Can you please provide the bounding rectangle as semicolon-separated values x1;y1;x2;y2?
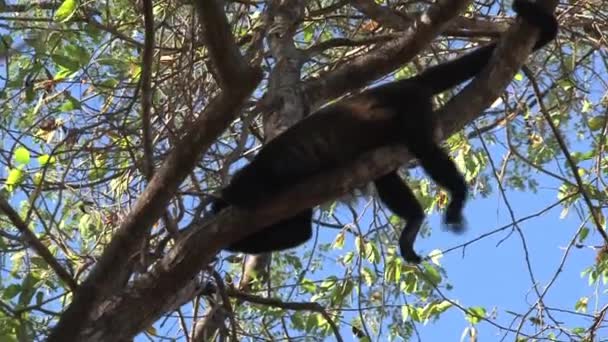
587;304;608;341
210;271;237;342
304;34;398;58
0;197;77;291
229;291;343;342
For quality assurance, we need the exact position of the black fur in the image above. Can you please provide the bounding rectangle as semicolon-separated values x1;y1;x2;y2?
212;0;557;262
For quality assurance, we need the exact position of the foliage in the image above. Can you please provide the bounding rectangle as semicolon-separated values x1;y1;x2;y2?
0;0;606;340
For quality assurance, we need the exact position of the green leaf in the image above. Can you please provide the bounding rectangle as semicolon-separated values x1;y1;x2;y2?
389;214;401;226
38;154;56;166
335;279;353;304
366;242;380;264
574;297;588;313
33;172;43;186
305;312;322;332
303;25;315;42
18;273;37;308
361;267;375;286
3;284;21;300
578;227;589;243
55;66;75;80
290;313;305;330
422;263;442;285
55;0;78;22
0;35;11;56
588;116;605;131
79;213;93;238
385;261;399;283
403;272;417;294
58;94;82;112
64;45;90;66
465;307;486;325
582;99;592;113
332;231;345;249
355;236;363;253
5;169;25;188
52;54;80;73
300;279;317;293
572;327;586;335
14;147;30;165
401;305;410;322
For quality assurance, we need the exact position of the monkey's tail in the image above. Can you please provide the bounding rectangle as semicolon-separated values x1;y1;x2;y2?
406;0;557;95
512;0;558;49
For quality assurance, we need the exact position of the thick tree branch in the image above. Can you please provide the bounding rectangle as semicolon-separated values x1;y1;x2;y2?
47;0;263;338
78;145;408;341
437;0;559;135
238;0;305;301
303;0;472;107
48;82;261;341
194;0;250;89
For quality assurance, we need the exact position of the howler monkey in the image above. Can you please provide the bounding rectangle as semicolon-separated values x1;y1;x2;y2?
212;0;558;263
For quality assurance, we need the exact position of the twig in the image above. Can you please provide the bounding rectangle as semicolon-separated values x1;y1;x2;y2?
522;66;608;244
0;197;77;291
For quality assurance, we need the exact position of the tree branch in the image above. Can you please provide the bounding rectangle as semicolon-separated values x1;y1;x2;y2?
302;0;472;107
194;0;252;89
76;144;407;341
437;0;559;135
46;0;263;337
350;0;410;30
57;0;558;339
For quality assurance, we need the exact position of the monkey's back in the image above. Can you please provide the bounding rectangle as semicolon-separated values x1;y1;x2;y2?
222;97;400;207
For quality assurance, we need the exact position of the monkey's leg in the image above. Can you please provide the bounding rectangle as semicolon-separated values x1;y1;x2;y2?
375;172;424;263
407;141;468;233
224;208;314;254
395;90;468;233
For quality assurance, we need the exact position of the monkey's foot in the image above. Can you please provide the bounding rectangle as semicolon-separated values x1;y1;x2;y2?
444;205;467;234
399;244;422;264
